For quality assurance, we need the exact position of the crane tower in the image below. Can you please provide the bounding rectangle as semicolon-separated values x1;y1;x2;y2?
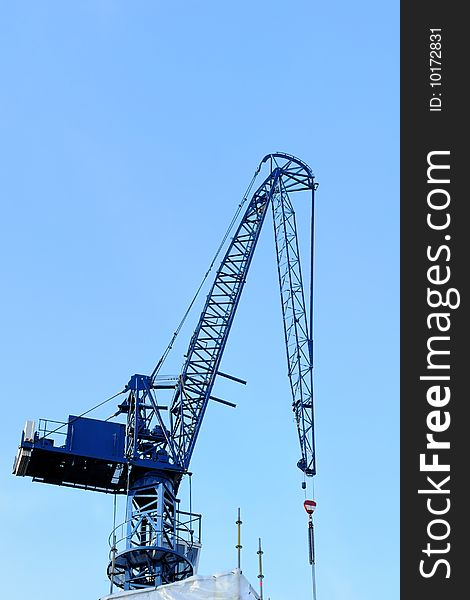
13;152;318;592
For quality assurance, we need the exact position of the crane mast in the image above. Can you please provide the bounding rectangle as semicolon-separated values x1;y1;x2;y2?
13;152;318;592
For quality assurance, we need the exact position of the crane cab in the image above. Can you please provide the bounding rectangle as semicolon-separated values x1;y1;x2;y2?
13;416;128;493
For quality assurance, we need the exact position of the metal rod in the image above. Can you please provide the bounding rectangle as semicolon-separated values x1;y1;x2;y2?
257;537;264;600
109;493;118;595
152;382;177;389
308;520;315;564
217;371;247;385
308;518;317;600
189;473;192;518
210;395;237;408
311;562;317;600
236;508;242;570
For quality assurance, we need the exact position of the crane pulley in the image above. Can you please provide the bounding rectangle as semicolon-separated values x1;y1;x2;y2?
13;152;318;592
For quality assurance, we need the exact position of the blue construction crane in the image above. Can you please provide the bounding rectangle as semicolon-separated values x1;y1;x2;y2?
13;152;318;592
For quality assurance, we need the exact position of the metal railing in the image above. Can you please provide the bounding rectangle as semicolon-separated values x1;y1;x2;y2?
37;418;68;447
108;507;202;560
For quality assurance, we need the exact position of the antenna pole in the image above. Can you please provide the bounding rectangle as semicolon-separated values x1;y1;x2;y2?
236;508;242;570
257;537;264;600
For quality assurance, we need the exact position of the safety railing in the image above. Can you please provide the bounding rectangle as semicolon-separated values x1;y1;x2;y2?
36;418;68;447
108;507;202;560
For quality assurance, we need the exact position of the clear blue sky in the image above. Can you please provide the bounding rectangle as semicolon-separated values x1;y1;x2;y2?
0;2;398;600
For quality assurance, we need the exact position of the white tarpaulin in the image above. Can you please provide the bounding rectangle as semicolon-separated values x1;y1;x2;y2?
100;570;260;600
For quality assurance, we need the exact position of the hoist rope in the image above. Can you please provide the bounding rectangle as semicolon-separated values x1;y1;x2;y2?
310;185;317;497
309;185;317;600
150;163;262;382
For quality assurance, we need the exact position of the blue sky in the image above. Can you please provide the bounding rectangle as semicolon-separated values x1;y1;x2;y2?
0;2;398;600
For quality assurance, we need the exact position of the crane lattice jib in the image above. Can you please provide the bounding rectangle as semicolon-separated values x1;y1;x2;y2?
272;179;315;475
170;153;316;474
